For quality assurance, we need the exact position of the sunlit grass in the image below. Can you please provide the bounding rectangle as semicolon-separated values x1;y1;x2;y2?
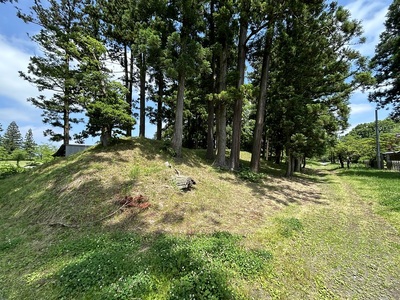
0;140;399;299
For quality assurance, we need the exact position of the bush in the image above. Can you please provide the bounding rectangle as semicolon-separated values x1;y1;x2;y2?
0;164;25;179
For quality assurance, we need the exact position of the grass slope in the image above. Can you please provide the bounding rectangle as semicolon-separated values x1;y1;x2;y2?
0;138;399;299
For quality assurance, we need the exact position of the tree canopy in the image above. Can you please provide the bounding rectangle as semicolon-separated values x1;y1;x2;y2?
15;0;381;176
369;0;400;120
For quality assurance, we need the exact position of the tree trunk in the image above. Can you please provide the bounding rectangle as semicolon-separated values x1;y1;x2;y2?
338;154;344;168
214;41;228;168
156;71;164;140
294;157;301;173
124;44;133;137
250;19;275;172
229;8;248;171
206;0;216;160
275;146;282;164
64;53;71;146
285;149;292;177
63;105;70;146
206;99;215;159
101;125;111;147
139;53;146;137
214;102;227;167
172;72;185;157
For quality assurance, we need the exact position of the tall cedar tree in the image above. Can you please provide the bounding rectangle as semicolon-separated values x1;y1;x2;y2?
18;0;85;145
260;1;372;176
167;0;210;158
213;0;236;168
3;121;23;153
249;0;280;172
369;0;400;120
229;0;249;170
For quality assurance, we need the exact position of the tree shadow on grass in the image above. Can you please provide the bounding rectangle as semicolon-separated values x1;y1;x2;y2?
32;231;272;299
215;160;331;207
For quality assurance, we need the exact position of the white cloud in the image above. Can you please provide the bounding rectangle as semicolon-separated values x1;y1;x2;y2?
350;103;374;115
344;0;390;57
0;34;42;107
0;107;39;123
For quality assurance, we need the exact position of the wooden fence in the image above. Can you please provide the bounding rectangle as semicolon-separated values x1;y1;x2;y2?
387;160;400;171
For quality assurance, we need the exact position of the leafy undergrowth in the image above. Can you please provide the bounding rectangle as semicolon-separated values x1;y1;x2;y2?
0;140;399;299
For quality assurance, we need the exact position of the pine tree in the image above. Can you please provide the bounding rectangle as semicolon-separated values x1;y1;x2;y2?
3;121;23;153
369;0;400;119
23;129;37;159
18;0;86;145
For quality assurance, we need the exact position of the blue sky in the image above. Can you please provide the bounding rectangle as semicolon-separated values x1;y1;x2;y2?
0;0;393;145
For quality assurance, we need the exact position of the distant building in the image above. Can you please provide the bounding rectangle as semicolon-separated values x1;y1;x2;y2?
53;144;92;157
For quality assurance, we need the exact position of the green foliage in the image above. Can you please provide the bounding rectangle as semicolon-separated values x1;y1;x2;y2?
0;146;8;160
336;118;400;162
34;144;57;162
12;149;27;167
0;163;25;179
23;129;36;159
17;0;86;144
2;121;23;153
369;0;400;119
85;81;136;145
238;167;265;183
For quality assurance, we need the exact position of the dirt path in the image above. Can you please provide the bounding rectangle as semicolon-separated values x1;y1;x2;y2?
260;169;400;299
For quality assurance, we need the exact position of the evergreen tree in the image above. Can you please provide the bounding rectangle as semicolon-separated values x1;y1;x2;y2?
0;123;3;146
18;0;86;145
257;1;372;176
3;121;23;153
369;0;400;120
23;129;37;159
74;34;136;146
166;0;210;157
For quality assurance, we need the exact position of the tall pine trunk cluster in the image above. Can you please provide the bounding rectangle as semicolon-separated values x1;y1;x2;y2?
18;0;374;176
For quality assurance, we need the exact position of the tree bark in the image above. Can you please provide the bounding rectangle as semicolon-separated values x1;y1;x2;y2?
214;41;228;168
215;102;227;167
139;53;146;137
64;53;71;146
206;0;216;160
229;6;248;171
285;149;292;177
124;44;133;137
206;99;215;159
250;18;275;172
156;71;164;140
172;72;185;157
101;125;111;147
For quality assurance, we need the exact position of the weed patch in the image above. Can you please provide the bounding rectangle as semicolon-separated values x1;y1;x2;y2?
277;217;303;237
237;167;265;183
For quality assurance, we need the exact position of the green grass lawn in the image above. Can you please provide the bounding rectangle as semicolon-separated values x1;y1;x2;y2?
0;141;399;299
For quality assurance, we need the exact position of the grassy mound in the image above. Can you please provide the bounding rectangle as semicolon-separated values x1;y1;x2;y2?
1;138;399;299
